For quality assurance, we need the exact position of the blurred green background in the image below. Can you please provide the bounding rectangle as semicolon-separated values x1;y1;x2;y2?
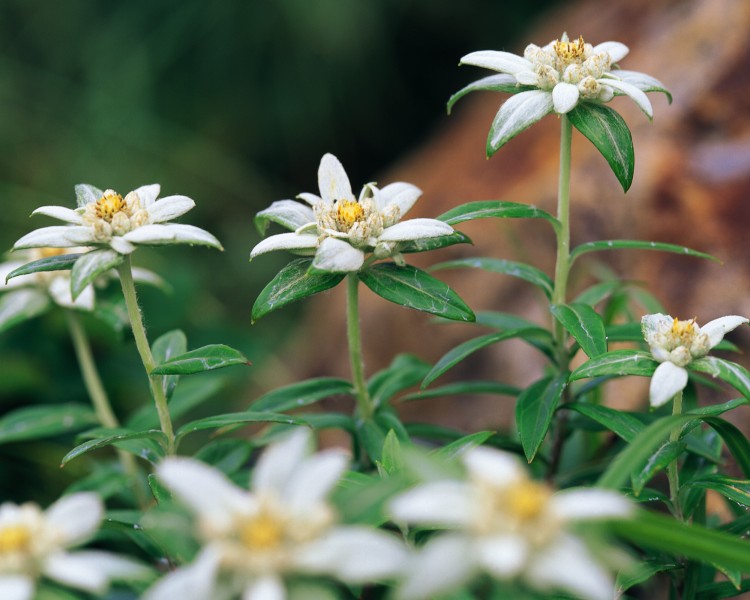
0;0;561;500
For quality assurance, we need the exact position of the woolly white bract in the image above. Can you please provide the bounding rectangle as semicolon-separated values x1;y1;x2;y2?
642;313;748;407
144;429;407;600
251;153;453;273
389;446;632;600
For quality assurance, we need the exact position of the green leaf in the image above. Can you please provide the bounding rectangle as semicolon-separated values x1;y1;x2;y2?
432;257;553;299
62;429;167;465
0;288;50;332
399;231;472;254
175;412;308;442
569;102;634;192
690;356;750;400
252;258;344;322
447;74;522;114
573;280;624;306
684;474;750;508
570;239;718;265
433;431;495;460
516;375;567;462
358;263;474;322
193;439;254;476
367;354;430;409
151;329;187;399
487;89;554;156
148;474;172;504
702;417;750;478
550;303;607;357
0;404;98;444
378;429;405;476
564;402;645;442
70;249;124;300
632;440;685;495
611;510;750;574
403;380;521;402
6;253;81;281
422;328;544;388
150;344;250;375
697;579;750;599
570;349;657;381
356;419;388;463
249;378;354;413
616;559;680;595
438;200;559;231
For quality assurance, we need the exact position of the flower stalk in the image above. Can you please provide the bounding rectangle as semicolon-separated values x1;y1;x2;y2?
346;273;373;420
117;256;175;454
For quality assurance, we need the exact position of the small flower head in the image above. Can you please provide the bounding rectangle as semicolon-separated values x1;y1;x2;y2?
251;153;454;273
642;313;749;407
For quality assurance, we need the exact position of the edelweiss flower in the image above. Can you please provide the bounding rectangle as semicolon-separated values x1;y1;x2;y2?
144;429;407;600
0;493;148;600
389;446;631;600
13;184;222;256
250;153;453;272
641;313;748;407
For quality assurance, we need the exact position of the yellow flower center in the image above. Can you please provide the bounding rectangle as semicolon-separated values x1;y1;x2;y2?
671;317;698;343
334;200;365;231
94;191;127;222
240;513;284;550
553;35;586;61
0;524;31;554
506;480;551;522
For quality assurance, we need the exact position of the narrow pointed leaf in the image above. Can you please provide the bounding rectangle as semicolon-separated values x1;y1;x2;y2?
149;344;250;375
399;230;472;254
516;375;567;462
702;417;750;478
550;303;607;357
249;377;354;412
438;200;559;231
175;412;308;442
0;288;50;332
684;474;750;508
358;263;474;322
367;354;430;409
690;356;750;400
447;74;522;114
0;404;97;444
568;103;634;192
487;90;554;155
570;239;718;264
70;249;124;300
151;330;187;399
570;350;657;381
632;440;685;495
62;430;167;465
403;380;521;402
564;402;645;442
6;253;82;282
252;258;344;322
433;431;495;460
432;257;553;299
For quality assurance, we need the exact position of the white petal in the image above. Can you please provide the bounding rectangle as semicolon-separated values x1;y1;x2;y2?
285;450;348;513
13;226;97;250
318;153;354;205
143;548;220;600
250;232;318;259
256;200;315;233
460;50;533;75
31;206;83;224
701;315;749;349
297;192;322;206
45;492;102;546
244;575;285;600
603;78;653;118
294;526;408;582
67;550;150;580
397;534;475;600
0;575;34;600
43;552;109;592
550;489;633;520
123;224;223;249
252;428;311;495
389;480;474;527
592;41;629;63
463;446;525;487
110;236;137;255
552;82;580;114
649;361;688;408
147;195;195;223
515;70;541;86
476;535;528;577
376;182;422;216
488;89;554;151
311;237;365;273
132;184;161;208
525;535;615;600
157;458;250;527
378;219;453;242
48;275;94;311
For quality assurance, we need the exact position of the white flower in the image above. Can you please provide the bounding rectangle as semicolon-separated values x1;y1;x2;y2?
144;428;407;600
13;184;223;256
250;153;454;273
389;446;632;600
641;313;748;407
0;493;149;600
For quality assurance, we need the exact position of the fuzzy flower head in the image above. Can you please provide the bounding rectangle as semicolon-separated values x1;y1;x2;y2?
251;153;454;273
642;313;748;407
144;428;407;600
0;493;148;600
389;446;632;600
13;184;222;256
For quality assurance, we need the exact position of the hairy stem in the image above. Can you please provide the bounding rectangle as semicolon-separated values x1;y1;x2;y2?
347;273;373;420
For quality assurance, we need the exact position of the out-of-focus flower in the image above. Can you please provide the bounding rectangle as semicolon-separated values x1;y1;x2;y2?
389;446;631;600
642;313;748;407
144;428;407;600
0;493;149;600
251;153;453;273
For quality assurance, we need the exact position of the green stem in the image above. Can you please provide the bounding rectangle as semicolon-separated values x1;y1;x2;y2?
668;390;684;520
118;257;175;454
346;273;373;420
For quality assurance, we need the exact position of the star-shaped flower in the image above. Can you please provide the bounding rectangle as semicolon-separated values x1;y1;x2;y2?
144;428;407;600
13;184;222;256
389;446;632;600
641;313;748;407
251;153;454;273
